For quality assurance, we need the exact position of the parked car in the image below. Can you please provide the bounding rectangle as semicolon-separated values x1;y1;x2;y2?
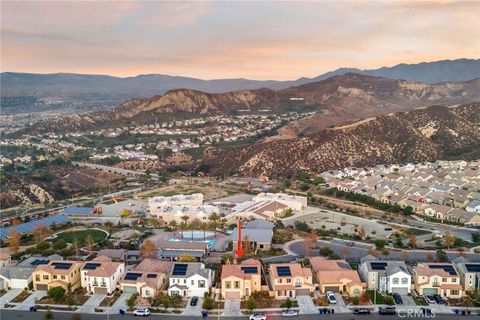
326;291;337;304
282;310;298;317
249;313;267;320
346;241;355;246
133;308;151;316
353;308;371;315
392;293;403;305
384;227;393;231
424;295;436;304
433;294;444;304
379;307;396;315
190;296;199;306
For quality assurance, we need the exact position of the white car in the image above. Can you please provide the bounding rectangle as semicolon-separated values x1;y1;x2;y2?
282;310;298;317
326;291;337;304
249;313;267;320
133;308;151;316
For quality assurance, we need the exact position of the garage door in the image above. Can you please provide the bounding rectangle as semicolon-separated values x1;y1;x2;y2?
422;288;438;295
225;291;241;299
392;287;409;295
123;286;137;294
296;288;311;296
94;287;108;294
36;284;48;291
324;286;340;293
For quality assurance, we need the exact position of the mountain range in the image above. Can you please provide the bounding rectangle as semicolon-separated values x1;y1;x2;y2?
15;73;480;136
2;59;479;106
205;103;480;178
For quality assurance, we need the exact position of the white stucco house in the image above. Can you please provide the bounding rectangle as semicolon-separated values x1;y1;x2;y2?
167;262;214;298
0;266;32;290
359;259;412;295
80;256;125;295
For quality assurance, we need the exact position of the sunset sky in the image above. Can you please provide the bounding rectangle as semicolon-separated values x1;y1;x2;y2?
1;0;479;80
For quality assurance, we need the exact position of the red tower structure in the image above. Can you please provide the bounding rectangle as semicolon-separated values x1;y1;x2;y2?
236;217;243;258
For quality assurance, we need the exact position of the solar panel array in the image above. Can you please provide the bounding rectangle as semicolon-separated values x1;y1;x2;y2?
172;264;188;276
124;273;142;281
465;264;480;272
84;263;101;270
370;262;388;270
276;266;291;276
428;264;457;275
241;266;258;274
62;207;93;216
52;262;73;270
147;274;158;278
31;259;49;266
0;215;71;239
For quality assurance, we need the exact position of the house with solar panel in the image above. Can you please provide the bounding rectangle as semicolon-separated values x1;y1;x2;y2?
412;263;463;298
268;263;314;299
453;259;480;292
167;262;214;297
220;259;263;299
80;256;125;295
119;259;172;298
32;260;83;291
310;257;365;296
358;260;411;295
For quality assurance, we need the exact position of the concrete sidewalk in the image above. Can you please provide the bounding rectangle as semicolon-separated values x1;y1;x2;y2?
0;289;22;307
14;291;47;310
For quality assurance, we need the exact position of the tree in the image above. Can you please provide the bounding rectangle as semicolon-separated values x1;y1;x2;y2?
85;235;95;251
367;248;378;257
283;297;293;309
304;230;317;257
340;246;351;259
178;254;196;262
444;230;455;250
32;224;51;242
48;286;66;303
402;206;414;216
120;209;131;217
8;229;21;253
208;212;221;236
181;215;190;231
36;241;51;251
436;249;448;262
140;240;157;259
358;227;366;240
243;235;253;254
245;297;256;313
382;249;390;260
53;239;67;250
374;239;386;250
409;235;417;262
319;247;334;257
202;294;215;310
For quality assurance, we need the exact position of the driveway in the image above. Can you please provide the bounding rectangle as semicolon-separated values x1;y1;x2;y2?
400;294;416;306
76;294;106;313
107;292;132;314
15;291;47;310
221;298;241;317
182;297;203;316
296;295;317;314
0;289;22;307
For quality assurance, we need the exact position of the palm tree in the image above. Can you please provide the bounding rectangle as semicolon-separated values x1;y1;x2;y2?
181;215;190;234
200;222;209;239
208;212;221;237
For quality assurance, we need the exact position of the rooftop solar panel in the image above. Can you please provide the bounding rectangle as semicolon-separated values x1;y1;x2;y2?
465;264;480;272
124;273;142;281
276;266;291;276
62;207;93;216
52;262;73;270
84;263;101;270
147;274;157;278
241;266;258;274
428;264;457;276
31;259;50;266
370;262;387;270
172;264;188;276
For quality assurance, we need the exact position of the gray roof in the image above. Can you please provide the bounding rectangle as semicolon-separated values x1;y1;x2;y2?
0;266;33;280
158;249;205;259
364;260;411;277
230;219;274;243
169;262;211;279
244;219;274;230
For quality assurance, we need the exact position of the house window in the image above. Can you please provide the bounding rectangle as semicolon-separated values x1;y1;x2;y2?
401;278;408;284
199;280;205;288
234;281;240;289
184;279;186;284
53;275;57;280
452;278;457;283
279;279;282;284
442;278;447;282
451;290;459;295
35;275;40;281
225;281;231;289
392;278;399;284
43;275;49;280
287;279;291;283
191;280;194;285
145;290;151;297
61;275;66;280
295;278;301;287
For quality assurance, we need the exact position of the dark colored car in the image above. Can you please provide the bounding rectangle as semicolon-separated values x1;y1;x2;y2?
353;308;371;315
190;296;198;306
433;294;444;304
379;307;396;315
393;293;403;305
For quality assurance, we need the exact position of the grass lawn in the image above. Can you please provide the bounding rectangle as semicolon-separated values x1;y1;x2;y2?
366;290;385;304
53;229;107;246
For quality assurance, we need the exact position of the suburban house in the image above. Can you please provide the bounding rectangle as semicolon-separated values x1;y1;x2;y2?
412;263;463;298
453;259;480;292
269;263;314;299
153;239;209;261
221;259;262;299
167;262;214;297
0;266;32;290
80;256;125;295
0;252;11;268
466;200;480;213
96;249;128;261
358;260;412;295
423;204;453;221
119;259;172;298
230;220;274;252
310;257;365;296
32;260;83;291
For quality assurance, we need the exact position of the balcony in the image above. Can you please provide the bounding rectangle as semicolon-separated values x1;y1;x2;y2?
432;283;440;287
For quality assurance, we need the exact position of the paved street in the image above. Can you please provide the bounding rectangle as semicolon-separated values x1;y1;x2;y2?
77;294;106;313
